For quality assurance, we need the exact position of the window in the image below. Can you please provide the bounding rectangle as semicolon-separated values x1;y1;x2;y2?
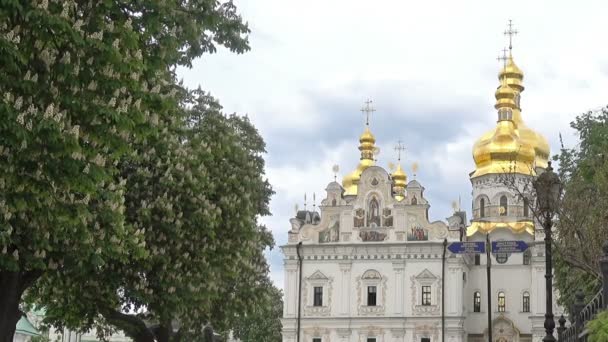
367;286;377;306
523;250;531;265
422;286;432;306
480;198;485;218
474;292;481;312
367;339;377;342
523;292;530;312
312;339;321;342
421;338;431;342
474;254;481;265
523;198;529;217
498;291;506;312
313;286;323;306
500;196;508;216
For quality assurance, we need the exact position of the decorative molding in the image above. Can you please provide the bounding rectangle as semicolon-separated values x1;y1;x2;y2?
356;270;388;316
302;270;334;317
411;269;442;316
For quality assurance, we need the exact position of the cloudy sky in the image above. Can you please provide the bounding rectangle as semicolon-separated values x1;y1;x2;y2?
177;0;608;288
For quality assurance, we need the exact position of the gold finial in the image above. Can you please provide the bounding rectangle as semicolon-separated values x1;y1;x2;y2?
304;193;307;211
504;19;518;53
412;162;419;178
312;192;316;212
361;99;375;126
332;164;339;181
497;48;508;69
394;140;406;162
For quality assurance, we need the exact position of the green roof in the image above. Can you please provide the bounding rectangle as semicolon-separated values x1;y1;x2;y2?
15;316;40;336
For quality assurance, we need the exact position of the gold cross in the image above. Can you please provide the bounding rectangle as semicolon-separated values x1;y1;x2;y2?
504;19;518;52
361;99;376;126
497;47;508;68
394;140;406;161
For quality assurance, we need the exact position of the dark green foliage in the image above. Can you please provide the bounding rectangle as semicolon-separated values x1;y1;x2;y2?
232;279;283;342
554;106;608;311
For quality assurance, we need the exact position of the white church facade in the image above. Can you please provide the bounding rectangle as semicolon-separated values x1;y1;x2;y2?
280;32;561;342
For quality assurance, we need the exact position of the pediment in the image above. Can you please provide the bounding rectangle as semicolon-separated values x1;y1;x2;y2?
415;269;438;280
308;270;329;280
362;269;382;280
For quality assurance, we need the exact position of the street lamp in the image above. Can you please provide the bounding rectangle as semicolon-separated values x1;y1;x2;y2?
532;161;563;342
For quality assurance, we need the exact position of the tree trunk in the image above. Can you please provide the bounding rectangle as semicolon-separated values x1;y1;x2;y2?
103;309;156;342
0;271;26;342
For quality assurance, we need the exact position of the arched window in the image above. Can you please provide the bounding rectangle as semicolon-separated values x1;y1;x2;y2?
498;292;506;312
500;196;508;216
474;292;481;312
480;198;485;218
522;292;530;312
523;198;529;217
523;250;531;265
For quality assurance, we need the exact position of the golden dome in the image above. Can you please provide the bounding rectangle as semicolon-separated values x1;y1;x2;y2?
472;53;550;177
392;164;407;201
494;77;517;110
499;55;524;93
342;127;376;195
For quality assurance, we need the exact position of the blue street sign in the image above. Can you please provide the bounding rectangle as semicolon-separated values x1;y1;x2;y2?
447;241;486;254
491;240;529;253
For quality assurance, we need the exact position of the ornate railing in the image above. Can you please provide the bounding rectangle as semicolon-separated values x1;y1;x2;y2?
558;241;608;342
559;289;604;342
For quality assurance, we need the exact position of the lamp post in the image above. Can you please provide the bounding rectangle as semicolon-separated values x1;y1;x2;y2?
532;161;562;342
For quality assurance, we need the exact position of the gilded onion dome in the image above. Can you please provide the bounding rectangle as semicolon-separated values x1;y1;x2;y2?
471;53;550;178
499;55;550;169
472;78;536;177
342;127;376;195
392;164;407;201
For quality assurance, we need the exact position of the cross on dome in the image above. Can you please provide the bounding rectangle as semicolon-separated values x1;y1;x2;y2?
394;140;406;161
497;48;508;68
360;99;375;126
504;19;518;52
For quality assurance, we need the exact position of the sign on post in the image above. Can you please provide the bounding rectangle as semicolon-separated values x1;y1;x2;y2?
447;241;486;254
491;240;529;253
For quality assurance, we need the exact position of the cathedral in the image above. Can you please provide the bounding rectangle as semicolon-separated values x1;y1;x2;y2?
280;27;562;342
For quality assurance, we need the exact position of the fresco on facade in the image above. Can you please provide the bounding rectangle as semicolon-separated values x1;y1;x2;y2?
382;208;393;227
367;196;381;227
354;208;365;227
407;226;428;241
319;217;340;243
360;230;387;241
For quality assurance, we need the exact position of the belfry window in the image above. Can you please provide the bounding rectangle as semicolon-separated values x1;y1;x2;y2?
474;292;481;312
498;291;506;312
523;292;530;312
500;196;508;216
480;198;486;218
523;198;530;217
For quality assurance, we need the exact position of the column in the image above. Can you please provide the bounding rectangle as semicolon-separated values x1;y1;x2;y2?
393;261;406;315
339;261;352;315
284;262;298;317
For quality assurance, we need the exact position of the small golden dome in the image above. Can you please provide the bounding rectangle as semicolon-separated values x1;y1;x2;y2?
494;78;517;110
359;127;375;144
342;126;377;195
499;55;524;93
392;164;407;201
